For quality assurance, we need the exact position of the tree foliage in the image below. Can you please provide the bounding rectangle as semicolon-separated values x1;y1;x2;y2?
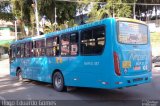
0;12;14;21
11;0;33;26
11;0;34;37
38;0;77;24
0;1;14;21
9;0;78;36
88;0;132;22
0;0;160;37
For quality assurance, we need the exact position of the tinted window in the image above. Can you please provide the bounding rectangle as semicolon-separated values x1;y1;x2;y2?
10;45;16;60
46;36;59;56
53;37;59;56
20;44;25;58
25;42;33;57
60;32;79;56
30;42;34;57
46;38;53;47
70;33;78;56
34;39;45;57
16;44;21;58
81;26;105;55
61;34;70;56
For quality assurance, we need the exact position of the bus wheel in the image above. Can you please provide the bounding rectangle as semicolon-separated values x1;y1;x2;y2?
17;69;23;81
53;72;65;92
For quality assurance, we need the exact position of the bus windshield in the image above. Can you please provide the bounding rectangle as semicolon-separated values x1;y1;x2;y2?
118;21;148;44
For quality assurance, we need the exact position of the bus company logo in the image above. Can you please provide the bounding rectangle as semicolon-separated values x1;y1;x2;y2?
56;58;62;64
129;53;147;61
142;100;159;106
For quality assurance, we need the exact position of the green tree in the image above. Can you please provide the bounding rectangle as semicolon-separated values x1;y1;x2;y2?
0;1;14;21
88;0;132;22
9;0;79;36
11;0;34;38
38;0;77;27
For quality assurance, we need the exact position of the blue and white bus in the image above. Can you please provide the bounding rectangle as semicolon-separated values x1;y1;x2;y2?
9;17;152;92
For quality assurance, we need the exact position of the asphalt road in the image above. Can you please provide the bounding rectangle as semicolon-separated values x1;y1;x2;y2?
0;59;160;106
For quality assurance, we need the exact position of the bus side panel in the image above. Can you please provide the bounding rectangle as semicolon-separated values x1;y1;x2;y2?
45;56;70;83
31;57;47;82
10;59;18;77
10;58;21;77
62;20;116;89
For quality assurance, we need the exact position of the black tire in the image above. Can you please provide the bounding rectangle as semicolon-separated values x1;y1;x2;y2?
53;71;65;92
17;69;23;81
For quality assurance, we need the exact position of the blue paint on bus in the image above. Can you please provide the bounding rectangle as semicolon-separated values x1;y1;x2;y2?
9;17;152;90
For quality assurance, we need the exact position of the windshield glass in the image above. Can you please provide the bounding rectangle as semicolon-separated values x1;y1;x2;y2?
118;21;148;44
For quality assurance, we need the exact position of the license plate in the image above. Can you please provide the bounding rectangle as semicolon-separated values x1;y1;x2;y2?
122;61;131;68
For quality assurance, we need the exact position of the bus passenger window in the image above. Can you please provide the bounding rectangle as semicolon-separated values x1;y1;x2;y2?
40;40;45;56
16;44;21;58
61;34;70;56
81;26;105;55
41;48;46;56
46;38;53;47
25;42;30;57
10;45;16;60
81;29;93;55
70;32;78;56
46;37;53;56
35;39;45;57
93;26;105;54
35;41;39;57
20;44;25;58
53;37;59;56
29;42;34;57
46;36;59;56
46;48;52;56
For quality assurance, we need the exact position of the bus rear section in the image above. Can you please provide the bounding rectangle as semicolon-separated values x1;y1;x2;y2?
111;20;152;89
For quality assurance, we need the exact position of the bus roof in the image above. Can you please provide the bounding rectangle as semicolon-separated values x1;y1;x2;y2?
115;17;146;25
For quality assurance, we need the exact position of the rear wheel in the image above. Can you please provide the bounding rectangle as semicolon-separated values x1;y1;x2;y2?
53;72;65;92
17;69;23;81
